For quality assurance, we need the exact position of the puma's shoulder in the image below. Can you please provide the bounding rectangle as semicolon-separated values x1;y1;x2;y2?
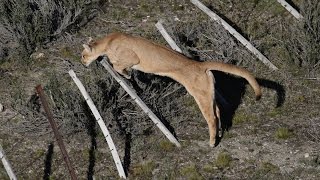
92;32;128;47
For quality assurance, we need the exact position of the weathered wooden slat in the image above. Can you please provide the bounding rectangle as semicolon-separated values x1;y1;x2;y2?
155;20;183;53
190;0;278;71
277;0;303;19
68;70;126;179
99;59;181;148
0;144;17;180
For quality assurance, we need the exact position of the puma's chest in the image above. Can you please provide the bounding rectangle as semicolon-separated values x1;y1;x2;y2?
105;48;121;64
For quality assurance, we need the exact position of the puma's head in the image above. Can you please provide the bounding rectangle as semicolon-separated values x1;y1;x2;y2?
81;43;100;66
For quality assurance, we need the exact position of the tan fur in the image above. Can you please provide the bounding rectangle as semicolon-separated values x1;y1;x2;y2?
81;32;262;146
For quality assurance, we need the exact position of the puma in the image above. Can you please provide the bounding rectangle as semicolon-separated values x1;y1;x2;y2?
81;32;261;146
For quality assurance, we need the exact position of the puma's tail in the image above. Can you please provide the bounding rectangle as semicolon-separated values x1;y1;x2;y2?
201;61;262;100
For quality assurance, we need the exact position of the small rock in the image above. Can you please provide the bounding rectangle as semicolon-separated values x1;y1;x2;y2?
36;53;45;59
174;16;180;21
0;103;3;112
304;153;309;158
30;52;45;60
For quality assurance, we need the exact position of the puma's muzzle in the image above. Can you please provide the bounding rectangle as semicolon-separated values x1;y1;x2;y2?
82;60;92;67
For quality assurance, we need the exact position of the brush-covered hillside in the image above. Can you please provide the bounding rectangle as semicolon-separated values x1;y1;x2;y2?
0;0;319;179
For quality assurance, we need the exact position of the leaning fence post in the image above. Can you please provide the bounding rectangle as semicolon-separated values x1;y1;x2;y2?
99;58;181;148
190;0;278;71
0;144;17;180
155;20;183;53
68;70;126;179
276;0;303;19
36;85;78;180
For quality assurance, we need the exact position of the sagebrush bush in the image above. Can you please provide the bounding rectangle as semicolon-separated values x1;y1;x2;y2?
12;65;187;141
283;0;320;76
0;0;101;61
167;19;255;67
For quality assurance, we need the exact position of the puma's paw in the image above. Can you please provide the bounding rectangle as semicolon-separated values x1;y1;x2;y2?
123;74;131;79
209;140;216;147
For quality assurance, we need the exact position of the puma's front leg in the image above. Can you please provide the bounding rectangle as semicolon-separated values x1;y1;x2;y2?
112;48;140;79
114;65;131;79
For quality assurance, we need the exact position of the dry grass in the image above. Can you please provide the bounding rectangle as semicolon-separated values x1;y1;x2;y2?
0;0;101;62
282;0;320;77
1;0;320;179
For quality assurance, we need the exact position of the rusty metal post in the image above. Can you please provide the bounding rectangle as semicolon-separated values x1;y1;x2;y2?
36;85;78;180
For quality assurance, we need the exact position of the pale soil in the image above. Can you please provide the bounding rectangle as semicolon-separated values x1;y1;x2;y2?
1;0;319;179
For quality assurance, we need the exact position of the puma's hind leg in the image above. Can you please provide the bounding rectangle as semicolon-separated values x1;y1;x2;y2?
198;96;217;147
208;71;222;138
184;71;218;147
215;104;223;137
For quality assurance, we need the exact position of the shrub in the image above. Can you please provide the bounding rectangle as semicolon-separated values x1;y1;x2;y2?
131;161;156;178
275;127;293;139
283;0;320;76
0;0;101;61
215;151;232;169
180;164;203;180
159;140;176;152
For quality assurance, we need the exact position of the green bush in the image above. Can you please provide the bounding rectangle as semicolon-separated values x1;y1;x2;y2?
131;161;156;178
275;127;293;139
215;151;232;169
180;164;203;180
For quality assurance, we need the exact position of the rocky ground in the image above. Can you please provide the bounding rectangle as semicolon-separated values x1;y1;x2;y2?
0;0;319;179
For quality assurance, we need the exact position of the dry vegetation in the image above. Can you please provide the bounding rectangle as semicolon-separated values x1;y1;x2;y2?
0;0;319;179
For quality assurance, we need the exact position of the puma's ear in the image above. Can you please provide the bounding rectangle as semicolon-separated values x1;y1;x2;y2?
82;44;91;52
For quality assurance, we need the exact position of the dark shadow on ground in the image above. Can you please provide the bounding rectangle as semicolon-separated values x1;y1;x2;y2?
43;143;54;180
131;71;180;139
112;105;132;176
83;102;97;180
123;133;132;176
213;73;286;145
256;78;286;108
206;4;250;40
176;28;286;146
285;0;301;12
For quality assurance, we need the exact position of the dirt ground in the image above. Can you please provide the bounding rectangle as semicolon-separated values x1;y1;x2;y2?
0;0;319;179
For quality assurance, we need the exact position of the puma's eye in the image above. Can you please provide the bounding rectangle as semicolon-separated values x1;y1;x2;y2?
82;55;86;59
